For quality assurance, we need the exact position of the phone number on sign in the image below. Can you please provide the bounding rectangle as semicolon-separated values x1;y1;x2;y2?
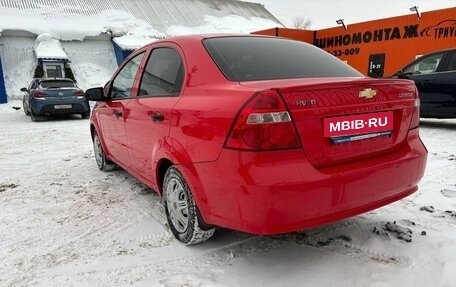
328;47;360;57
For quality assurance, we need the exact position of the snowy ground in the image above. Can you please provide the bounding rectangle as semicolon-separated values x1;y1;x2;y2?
1;101;455;287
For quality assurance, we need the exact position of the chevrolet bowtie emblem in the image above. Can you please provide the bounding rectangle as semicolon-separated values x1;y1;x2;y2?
359;88;377;99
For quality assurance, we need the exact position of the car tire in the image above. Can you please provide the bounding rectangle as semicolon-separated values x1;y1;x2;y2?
163;166;215;245
30;112;41;122
23;102;30;116
81;111;90;119
93;130;117;171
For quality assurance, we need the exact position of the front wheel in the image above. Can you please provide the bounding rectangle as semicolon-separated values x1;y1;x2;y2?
93;130;117;171
163;166;214;245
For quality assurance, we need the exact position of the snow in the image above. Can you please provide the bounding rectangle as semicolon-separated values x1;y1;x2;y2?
102;10;165;50
1;103;455;286
0;8;102;41
167;15;281;36
0;10;165;43
70;63;114;92
1;8;279;101
0;9;275;49
3;60;35;100
34;33;68;59
3;45;117;100
112;35;161;51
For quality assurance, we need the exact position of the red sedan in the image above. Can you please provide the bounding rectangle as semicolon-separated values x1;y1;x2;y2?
85;35;427;245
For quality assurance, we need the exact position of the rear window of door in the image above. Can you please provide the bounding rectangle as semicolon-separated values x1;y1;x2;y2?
138;48;184;97
444;52;456;72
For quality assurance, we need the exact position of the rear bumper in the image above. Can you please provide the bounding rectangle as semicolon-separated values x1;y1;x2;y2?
31;98;90;115
181;129;427;235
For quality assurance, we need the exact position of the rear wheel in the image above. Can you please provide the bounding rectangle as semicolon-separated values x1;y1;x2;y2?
163;166;214;245
81;111;90;119
93;130;117;171
30;112;42;122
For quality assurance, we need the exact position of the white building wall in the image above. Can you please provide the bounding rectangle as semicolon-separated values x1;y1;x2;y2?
0;34;36;100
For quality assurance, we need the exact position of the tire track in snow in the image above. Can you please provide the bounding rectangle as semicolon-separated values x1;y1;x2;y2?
290;233;410;266
39;219;411;285
1;174;171;286
35;235;277;286
274;219;411;266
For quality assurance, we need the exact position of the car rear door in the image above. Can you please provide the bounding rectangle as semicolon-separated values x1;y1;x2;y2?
403;52;445;118
96;52;145;168
125;45;184;183
426;50;456;118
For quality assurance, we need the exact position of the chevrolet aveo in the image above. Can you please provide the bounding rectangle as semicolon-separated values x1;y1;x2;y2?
85;35;427;245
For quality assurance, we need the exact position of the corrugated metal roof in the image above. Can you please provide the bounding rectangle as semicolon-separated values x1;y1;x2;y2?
0;0;283;34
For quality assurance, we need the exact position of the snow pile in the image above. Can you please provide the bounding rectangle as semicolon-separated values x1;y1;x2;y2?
33;33;68;59
0;9;165;44
0;8;99;41
0;8;281;101
167;14;279;36
112;35;160;51
71;63;114;91
4;60;35;101
59;39;119;90
101;10;165;50
0;9;277;49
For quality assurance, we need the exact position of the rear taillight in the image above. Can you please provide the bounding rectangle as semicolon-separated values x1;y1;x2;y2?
74;90;85;98
225;90;301;151
33;91;47;97
410;97;420;130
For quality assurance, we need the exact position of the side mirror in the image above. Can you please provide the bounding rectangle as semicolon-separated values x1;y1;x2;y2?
396;70;403;77
85;87;105;101
20;87;27;92
393;70;410;79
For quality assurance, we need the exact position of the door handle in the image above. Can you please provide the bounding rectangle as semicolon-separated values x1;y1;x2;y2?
114;110;123;118
151;112;165;122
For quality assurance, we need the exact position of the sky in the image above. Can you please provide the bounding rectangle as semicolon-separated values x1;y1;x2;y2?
259;0;456;29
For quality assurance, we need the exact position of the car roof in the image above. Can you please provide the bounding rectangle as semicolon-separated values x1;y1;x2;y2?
418;48;456;57
140;33;275;49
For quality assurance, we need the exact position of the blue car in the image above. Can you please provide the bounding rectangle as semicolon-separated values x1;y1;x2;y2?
21;78;90;122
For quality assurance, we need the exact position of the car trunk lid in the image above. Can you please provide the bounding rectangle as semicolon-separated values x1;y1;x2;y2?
240;77;418;168
41;87;79;98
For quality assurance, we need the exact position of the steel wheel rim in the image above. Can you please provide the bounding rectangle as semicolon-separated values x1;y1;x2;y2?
166;178;189;233
94;135;103;167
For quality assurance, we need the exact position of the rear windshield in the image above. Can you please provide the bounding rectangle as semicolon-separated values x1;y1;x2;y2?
203;37;362;81
40;81;75;88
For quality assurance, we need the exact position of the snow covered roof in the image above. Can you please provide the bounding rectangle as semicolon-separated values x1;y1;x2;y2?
34;34;68;60
0;0;283;45
112;35;162;51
